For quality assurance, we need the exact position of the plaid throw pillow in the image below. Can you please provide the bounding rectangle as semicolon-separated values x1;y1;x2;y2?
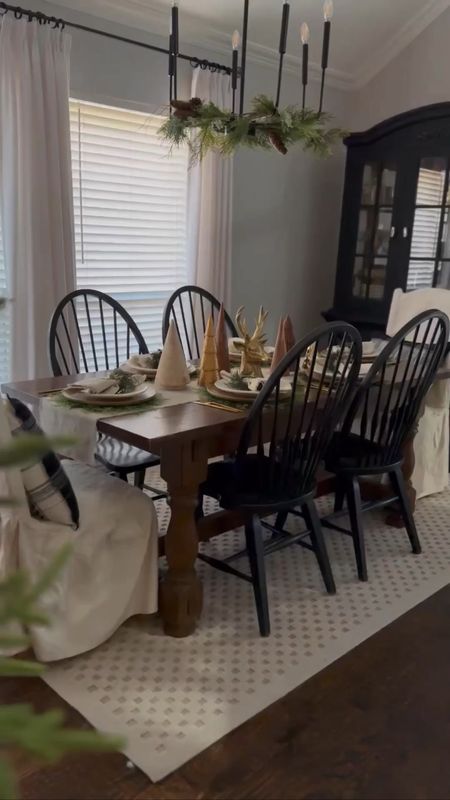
6;397;79;529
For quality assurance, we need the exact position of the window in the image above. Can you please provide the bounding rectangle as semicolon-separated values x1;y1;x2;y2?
70;100;188;353
408;159;449;290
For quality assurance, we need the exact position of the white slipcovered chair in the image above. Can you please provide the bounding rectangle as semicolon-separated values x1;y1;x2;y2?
386;288;450;498
0;399;159;662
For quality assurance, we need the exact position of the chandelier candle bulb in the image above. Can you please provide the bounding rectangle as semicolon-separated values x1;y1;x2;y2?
324;0;334;22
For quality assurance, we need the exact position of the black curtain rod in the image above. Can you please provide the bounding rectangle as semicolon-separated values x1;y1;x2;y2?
0;1;232;75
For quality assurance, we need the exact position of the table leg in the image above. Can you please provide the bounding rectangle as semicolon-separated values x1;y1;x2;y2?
159;439;209;637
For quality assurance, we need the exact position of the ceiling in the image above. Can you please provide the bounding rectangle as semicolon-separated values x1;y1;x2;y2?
56;0;450;89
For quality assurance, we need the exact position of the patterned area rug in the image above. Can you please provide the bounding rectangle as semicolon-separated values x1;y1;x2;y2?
43;478;450;782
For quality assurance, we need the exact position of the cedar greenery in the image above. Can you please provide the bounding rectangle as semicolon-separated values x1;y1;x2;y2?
159;94;346;164
109;368;140;394
227;370;250;391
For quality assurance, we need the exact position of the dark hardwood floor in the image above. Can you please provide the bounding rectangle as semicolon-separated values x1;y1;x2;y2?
3;585;450;800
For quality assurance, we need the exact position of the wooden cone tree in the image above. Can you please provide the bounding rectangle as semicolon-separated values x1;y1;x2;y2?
270;317;287;374
216;304;230;373
198;316;219;387
283;315;296;352
155;320;190;390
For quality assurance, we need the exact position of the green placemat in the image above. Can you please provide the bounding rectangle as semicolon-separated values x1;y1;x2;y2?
48;392;164;415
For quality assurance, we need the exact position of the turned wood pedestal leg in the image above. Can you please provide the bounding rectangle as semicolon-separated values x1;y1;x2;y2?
159;440;209;637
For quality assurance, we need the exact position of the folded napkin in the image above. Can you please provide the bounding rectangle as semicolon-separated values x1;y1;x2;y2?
68;373;146;395
121;354;159;373
121;355;196;378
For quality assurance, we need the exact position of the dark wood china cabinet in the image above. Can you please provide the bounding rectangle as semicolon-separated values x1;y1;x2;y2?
324;103;450;336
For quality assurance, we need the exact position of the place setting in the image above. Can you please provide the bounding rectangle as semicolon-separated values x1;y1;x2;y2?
196;304;297;407
120;350;198;381
50;326;200;414
63;371;156;407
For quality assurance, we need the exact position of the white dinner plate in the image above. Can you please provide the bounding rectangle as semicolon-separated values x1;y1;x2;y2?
214;377;292;400
122;361;197;378
63;384;155;406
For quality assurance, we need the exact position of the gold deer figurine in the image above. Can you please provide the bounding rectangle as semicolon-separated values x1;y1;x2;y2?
234;306;270;377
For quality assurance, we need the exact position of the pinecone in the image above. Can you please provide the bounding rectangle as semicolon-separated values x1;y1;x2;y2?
171;97;203;120
268;130;288;155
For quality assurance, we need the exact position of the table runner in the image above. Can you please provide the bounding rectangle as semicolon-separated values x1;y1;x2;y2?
39;384;202;463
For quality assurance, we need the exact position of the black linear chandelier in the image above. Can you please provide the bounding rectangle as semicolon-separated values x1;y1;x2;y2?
159;0;344;163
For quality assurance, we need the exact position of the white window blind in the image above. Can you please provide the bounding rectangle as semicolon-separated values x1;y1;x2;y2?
70;99;188;353
407;168;446;290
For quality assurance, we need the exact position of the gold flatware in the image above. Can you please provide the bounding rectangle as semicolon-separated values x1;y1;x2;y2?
194;400;243;414
38;389;63;396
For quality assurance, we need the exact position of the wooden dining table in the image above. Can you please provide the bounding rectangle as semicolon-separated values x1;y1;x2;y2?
3;365;450;638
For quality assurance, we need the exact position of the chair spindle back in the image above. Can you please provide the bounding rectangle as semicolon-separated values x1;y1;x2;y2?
49;289;148;376
237;322;362;504
162;285;237;360
343;310;449;469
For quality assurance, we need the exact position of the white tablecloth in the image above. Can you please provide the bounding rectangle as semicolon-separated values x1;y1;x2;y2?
413;379;450;499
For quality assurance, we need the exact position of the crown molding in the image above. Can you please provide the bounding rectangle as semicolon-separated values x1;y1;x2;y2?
354;0;450;89
55;0;450;92
54;0;354;90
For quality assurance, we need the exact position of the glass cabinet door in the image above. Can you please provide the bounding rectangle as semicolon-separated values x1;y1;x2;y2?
407;157;450;289
352;163;398;301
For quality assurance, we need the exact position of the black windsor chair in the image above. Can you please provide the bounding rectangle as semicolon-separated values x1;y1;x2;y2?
162;285;238;357
324;309;449;581
48;289;165;497
198;322;362;636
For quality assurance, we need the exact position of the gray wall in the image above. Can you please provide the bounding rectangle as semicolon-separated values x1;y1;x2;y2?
231;64;349;338
27;0;350;340
350;8;450;131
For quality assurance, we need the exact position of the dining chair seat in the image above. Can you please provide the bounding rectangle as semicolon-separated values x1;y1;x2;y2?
326;431;399;475
95;436;165;496
202;455;313;512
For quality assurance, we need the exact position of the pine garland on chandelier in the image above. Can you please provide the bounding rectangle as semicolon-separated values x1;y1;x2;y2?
159;94;346;164
159;0;344;163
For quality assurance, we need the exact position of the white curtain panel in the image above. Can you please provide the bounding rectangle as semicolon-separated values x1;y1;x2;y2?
0;16;76;380
187;69;233;306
